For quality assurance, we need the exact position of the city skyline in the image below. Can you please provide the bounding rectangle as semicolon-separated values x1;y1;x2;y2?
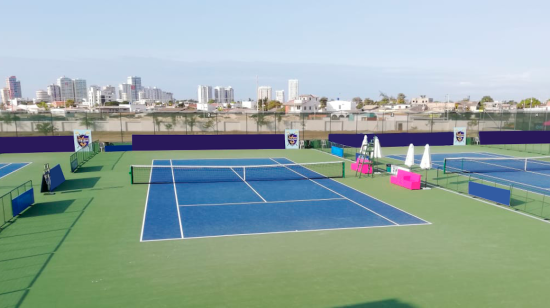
1;1;550;101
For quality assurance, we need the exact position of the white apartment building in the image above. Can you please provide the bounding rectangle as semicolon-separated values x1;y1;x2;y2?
57;76;74;101
214;86;234;106
276;90;285;103
102;85;116;101
47;84;61;101
119;83;134;102
288;79;299;100
257;86;272;101
410;96;433;104
284;95;320;113
198;85;213;104
1;88;10;105
87;85;101;106
241;101;257;109
326;99;353;112
73;78;87;102
35;90;50;102
127;76;142;101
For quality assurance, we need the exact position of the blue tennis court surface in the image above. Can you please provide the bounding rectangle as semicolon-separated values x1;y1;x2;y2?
141;158;429;241
0;162;31;179
387;152;550;196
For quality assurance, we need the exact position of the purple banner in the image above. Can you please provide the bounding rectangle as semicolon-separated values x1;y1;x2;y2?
132;134;285;151
479;131;550;145
329;132;453;148
0;136;74;153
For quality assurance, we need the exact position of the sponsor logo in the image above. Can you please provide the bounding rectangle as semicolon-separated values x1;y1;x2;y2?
455;131;465;142
287;133;298;146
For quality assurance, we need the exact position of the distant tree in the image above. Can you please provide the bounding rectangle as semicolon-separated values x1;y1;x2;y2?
65;100;75;108
319;97;328;110
37;101;49;110
379;92;390;105
120;101;130;104
517;98;542;109
80;115;98;130
105;101;119;106
479;96;494;104
164;123;173;131
356;102;364;110
35;122;56;135
266;100;282;110
352;97;362;105
397;93;406;104
250;113;269;131
1;113;20;125
207;99;216;104
185;114;198;132
363;98;375;105
201;117;215;131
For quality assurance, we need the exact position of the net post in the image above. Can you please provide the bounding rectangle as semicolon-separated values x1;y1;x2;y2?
129;166;133;184
243;166;246;181
524;158;527;171
443;159;447;174
342;161;345;178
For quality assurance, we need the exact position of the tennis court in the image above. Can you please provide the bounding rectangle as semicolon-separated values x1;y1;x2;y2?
0;162;31;179
387;152;550;195
139;157;429;241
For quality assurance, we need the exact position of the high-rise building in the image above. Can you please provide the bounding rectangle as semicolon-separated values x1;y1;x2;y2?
257;86;272;101
57;76;75;101
102;85;116;102
1;87;11;105
276;90;285;103
88;85;101;106
119;83;133;101
288;79;299;100
198;85;212;104
127;76;142;101
36;90;50;102
214;86;234;105
226;86;234;103
73;78;87;102
6;76;22;99
47;84;61;101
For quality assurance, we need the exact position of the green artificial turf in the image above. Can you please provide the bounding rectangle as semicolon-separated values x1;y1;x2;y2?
1;146;549;308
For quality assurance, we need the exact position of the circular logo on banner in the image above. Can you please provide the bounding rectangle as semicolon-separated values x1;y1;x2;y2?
287;133;298;146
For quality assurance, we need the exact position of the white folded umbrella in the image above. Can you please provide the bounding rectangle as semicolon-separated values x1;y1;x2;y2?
420;144;432;170
373;137;383;158
404;144;415;167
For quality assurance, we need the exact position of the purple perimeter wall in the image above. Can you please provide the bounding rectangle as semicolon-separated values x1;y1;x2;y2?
132;134;286;151
0;136;74;153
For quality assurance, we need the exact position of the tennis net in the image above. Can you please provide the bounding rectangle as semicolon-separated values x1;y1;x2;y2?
444;156;550;174
130;161;345;184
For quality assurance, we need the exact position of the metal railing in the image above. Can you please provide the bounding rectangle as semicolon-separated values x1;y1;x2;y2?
0;180;33;229
70;141;100;172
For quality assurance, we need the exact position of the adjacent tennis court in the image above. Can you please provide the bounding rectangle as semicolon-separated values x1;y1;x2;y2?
138;157;429;241
387;152;550;195
0;162;31;179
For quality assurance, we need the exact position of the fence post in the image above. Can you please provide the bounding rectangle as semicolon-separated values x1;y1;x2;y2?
119;112;123;143
216;113;218;135
50;112;54;135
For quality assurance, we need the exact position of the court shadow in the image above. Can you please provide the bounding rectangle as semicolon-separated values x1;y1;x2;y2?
54;177;100;192
0;197;93;307
77;166;103;173
334;299;417;308
21;200;76;217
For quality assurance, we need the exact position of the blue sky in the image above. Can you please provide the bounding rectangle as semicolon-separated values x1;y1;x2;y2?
1;0;549;102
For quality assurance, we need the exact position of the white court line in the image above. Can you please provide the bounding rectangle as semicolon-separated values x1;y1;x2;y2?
180;197;346;207
229;167;267;202
140;159;156;242
170;159;185;239
140;222;432;242
0;163;11;170
269;158;400;225
0;162;32;180
281;157;431;225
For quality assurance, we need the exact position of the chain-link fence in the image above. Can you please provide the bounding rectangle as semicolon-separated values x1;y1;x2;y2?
1;110;549;142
